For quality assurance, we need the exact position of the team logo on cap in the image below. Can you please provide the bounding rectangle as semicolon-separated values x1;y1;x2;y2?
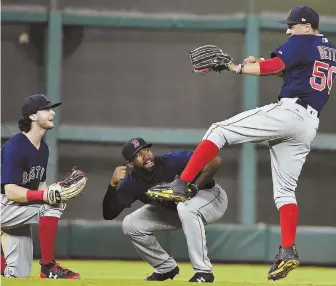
131;139;140;148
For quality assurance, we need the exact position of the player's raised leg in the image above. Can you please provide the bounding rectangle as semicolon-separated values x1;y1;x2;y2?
148;103;288;197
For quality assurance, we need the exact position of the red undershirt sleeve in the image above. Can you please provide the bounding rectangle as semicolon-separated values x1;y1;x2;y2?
259;57;286;75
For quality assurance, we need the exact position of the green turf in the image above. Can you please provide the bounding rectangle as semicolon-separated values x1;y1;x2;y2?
1;260;335;286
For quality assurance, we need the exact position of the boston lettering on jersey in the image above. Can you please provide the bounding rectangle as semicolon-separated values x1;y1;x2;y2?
22;166;46;185
271;34;336;112
1;133;49;194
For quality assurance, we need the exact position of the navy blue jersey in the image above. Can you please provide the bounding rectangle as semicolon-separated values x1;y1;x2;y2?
271;34;336;112
1;133;49;193
116;151;215;208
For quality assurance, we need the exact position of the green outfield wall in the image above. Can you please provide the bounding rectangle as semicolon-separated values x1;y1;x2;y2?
29;221;336;265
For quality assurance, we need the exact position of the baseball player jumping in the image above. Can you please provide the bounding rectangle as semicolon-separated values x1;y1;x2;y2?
147;6;336;281
102;137;228;283
1;94;87;278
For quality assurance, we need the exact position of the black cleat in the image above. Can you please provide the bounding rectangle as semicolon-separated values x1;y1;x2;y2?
40;260;80;279
145;266;179;281
147;176;197;203
189;272;215;283
268;245;300;281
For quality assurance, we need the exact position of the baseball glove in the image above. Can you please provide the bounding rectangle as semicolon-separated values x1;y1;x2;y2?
146;181;198;203
189;44;233;73
48;167;88;202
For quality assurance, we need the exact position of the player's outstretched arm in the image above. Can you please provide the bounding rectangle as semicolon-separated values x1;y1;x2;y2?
227;57;285;76
228;62;261;75
188;45;285;76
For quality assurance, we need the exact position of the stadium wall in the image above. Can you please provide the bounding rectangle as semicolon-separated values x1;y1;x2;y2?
30;221;336;265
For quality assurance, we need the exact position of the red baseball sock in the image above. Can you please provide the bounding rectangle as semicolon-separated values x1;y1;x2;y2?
180;140;219;182
1;254;6;273
38;216;59;264
279;204;299;248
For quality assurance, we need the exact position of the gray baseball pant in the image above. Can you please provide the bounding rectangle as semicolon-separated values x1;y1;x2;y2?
0;195;64;278
204;98;319;209
122;183;228;274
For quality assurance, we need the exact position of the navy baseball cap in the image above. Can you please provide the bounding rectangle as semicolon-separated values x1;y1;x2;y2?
21;94;62;117
122;137;152;161
279;6;319;26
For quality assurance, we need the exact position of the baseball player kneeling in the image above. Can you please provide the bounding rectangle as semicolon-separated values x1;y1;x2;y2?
1;94;88;279
102;137;228;283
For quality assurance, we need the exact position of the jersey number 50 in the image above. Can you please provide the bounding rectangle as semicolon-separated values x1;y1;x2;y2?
310;61;336;94
310;60;336;95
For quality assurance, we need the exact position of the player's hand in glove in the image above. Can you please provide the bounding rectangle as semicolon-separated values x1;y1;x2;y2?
146;176;198;203
189;45;233;73
47;167;88;203
44;188;67;210
44;186;62;205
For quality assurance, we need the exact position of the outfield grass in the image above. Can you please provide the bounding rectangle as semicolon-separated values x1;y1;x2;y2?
1;260;335;286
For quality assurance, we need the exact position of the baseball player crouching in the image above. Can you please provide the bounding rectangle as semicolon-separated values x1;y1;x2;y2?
102;137;228;283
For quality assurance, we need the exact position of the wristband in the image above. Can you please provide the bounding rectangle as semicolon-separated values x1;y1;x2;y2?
26;190;44;202
236;64;244;75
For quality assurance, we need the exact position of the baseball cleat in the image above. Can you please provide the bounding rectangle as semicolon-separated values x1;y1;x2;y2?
40;260;80;279
147;176;197;202
268;245;300;281
189;272;215;283
145;266;179;281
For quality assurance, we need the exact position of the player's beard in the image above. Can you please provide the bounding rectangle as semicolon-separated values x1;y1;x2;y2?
134;164;155;181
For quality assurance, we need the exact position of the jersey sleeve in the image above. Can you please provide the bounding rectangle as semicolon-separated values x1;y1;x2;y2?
270;36;307;69
116;178;137;208
1;144;24;185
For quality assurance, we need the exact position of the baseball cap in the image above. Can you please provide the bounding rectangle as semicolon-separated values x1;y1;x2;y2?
21;94;62;117
122;137;152;161
279;6;319;26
